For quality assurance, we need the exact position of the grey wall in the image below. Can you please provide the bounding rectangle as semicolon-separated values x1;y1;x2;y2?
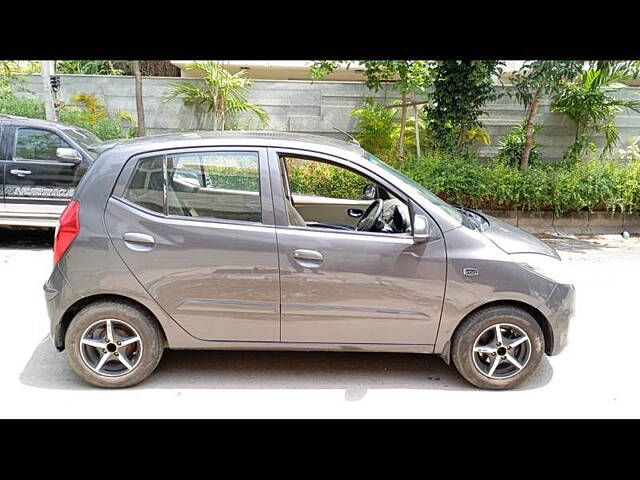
14;74;640;161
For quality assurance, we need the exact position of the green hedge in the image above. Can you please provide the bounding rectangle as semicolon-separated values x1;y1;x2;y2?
402;152;640;214
290;150;640;215
288;158;368;200
4;91;639;214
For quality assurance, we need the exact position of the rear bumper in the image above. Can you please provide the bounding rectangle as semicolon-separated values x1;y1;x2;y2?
44;263;80;351
0;214;58;227
540;282;576;355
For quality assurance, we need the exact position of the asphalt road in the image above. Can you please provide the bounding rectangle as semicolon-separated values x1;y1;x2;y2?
1;226;638;418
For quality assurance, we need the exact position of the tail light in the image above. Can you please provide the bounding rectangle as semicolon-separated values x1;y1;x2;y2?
54;200;80;265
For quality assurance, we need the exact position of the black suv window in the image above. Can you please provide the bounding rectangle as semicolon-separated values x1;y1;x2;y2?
166;152;261;223
14;128;70;161
123;156;164;213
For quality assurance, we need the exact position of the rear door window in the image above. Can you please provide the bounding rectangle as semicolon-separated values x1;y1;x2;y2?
120;152;262;223
166;152;261;222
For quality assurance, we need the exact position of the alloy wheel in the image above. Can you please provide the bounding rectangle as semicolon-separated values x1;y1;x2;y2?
472;323;531;380
79;319;143;377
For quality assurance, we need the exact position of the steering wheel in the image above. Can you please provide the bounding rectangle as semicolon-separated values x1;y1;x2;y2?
356;199;384;232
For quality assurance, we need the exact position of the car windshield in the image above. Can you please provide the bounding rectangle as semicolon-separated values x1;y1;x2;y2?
362;151;463;224
62;128;103;160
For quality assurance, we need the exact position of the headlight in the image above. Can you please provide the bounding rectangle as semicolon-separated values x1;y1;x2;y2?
510;253;573;285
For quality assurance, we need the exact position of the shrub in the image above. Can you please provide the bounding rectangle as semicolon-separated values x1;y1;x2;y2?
351;98;434;165
0;88;134;141
58;108;133;140
495;123;542;167
0;94;46;119
351;98;399;158
287;158;368;200
401;152;640;215
58;92;136;140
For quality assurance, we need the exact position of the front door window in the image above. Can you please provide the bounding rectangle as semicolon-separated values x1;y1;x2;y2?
280;155;412;234
14;128;70;162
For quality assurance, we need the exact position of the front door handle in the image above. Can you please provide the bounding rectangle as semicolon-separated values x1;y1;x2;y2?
10;169;31;177
123;232;155;251
348;208;364;218
292;249;323;268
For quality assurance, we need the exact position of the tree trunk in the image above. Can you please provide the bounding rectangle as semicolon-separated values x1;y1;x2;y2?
520;89;541;170
132;61;145;137
457;121;467;150
398;93;407;160
413;93;420;157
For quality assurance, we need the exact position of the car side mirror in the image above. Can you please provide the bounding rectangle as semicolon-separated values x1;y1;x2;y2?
362;183;378;200
57;147;82;165
413;214;429;244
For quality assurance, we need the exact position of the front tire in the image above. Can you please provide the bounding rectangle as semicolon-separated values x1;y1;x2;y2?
65;300;164;388
451;305;544;390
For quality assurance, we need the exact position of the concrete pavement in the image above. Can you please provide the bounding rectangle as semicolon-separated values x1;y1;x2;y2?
1;227;638;418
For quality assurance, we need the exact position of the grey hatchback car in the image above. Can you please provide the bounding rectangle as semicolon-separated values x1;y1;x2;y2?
44;131;575;389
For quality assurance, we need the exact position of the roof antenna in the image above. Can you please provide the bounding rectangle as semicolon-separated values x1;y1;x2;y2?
332;126;360;146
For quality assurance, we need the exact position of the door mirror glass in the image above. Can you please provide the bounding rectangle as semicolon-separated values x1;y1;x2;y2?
56;147;82;164
413;214;429;244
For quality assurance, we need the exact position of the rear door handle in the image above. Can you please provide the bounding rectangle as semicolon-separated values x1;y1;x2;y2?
347;208;364;218
10;169;31;177
123;232;155;251
292;249;323;268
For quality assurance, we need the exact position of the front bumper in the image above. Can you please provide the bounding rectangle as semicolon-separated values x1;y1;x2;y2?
539;282;576;355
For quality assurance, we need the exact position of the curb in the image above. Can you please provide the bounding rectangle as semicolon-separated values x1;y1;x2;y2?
480;210;636;235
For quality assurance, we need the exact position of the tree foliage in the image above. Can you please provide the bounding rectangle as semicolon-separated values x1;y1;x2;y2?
56;60;129;75
425;60;505;151
510;61;584;108
350;98;399;154
551;65;640;158
508;60;584;169
310;60;433;157
309;61;344;80
310;60;432;93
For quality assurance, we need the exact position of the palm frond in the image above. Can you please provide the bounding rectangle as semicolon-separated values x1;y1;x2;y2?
163;62;268;130
552;65;640;157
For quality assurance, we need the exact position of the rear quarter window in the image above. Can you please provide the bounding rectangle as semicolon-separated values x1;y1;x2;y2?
122;156;165;213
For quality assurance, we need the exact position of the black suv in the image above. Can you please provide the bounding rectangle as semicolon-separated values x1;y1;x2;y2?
0;115;110;227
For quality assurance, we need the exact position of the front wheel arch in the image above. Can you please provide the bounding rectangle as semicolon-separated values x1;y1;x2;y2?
447;300;553;358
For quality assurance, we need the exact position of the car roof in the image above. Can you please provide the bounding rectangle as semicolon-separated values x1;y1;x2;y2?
0;114;79;130
100;130;365;158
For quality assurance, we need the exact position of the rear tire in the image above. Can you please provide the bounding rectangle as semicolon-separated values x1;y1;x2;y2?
451;305;544;390
65;300;164;388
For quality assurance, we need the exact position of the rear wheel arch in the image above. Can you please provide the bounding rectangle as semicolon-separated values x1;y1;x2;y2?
58;294;168;351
